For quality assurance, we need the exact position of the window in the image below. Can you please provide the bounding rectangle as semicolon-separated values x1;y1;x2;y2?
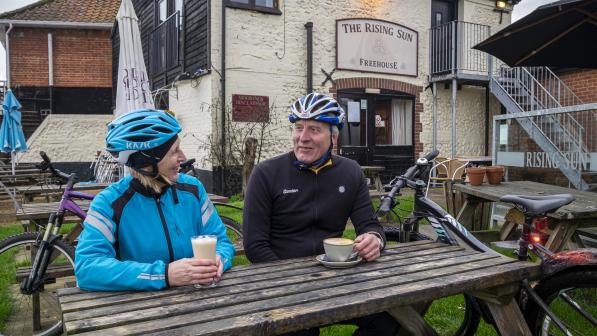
226;0;281;15
158;0;167;23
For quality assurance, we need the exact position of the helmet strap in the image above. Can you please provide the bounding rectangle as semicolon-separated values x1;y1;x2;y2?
129;151;161;178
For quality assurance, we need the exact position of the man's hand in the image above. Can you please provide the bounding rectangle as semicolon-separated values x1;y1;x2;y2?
167;258;218;287
354;233;382;261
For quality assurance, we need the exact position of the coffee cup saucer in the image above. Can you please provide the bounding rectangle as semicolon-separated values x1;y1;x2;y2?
316;254;362;269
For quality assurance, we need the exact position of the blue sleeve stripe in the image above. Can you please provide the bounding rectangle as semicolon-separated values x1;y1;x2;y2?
200;199;209;213
85;215;115;243
201;202;214;226
136;273;165;280
87;209;114;231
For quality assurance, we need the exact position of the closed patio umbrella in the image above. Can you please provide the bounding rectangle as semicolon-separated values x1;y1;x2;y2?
114;0;154;117
0;89;28;175
474;0;597;68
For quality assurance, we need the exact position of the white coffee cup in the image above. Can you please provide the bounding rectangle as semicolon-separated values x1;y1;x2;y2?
323;237;355;262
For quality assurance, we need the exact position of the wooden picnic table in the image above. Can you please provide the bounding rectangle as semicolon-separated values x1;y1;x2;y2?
57;241;540;335
452;181;597;251
360;165;385;192
15;183;110;202
16;194;229;224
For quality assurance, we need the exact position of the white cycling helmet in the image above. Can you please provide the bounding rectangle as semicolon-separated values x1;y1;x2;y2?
289;93;345;129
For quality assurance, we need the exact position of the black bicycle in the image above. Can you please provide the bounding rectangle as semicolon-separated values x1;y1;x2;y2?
378;150;597;335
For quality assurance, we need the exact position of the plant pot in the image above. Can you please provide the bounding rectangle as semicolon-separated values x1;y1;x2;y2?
466;167;486;186
486;165;504;185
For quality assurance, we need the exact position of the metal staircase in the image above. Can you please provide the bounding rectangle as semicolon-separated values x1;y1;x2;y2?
489;64;592;190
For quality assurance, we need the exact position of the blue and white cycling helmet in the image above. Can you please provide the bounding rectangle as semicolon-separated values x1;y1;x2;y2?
289;92;345;129
106;109;182;168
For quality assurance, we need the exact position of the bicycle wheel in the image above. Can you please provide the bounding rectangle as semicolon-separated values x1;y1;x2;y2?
221;216;242;243
0;232;75;336
524;268;597;336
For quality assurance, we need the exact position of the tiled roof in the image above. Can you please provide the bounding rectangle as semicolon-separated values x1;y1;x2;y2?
0;0;120;24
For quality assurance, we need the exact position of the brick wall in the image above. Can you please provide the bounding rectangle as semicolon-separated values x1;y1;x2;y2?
558;69;597;103
9;27;112;88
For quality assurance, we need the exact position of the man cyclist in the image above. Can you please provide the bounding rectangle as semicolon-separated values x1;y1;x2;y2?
75;109;235;291
243;93;398;335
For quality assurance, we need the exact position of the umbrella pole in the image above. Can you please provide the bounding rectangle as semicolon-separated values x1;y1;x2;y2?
11;152;15;176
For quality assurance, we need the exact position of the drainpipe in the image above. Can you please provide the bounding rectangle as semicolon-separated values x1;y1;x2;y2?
484;85;489;156
5;23;13;88
432;82;437;151
48;33;54;113
220;1;226;195
305;22;312;93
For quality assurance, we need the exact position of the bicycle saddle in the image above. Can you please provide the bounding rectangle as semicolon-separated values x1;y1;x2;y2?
499;194;574;216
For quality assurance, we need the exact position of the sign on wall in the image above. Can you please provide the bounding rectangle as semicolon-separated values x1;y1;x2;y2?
337;18;418;76
232;94;269;122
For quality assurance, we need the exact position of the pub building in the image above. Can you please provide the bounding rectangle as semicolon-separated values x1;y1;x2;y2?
115;0;596;194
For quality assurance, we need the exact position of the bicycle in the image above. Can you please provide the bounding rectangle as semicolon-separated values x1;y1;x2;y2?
376;150;597;335
0;155;243;336
0;151;92;336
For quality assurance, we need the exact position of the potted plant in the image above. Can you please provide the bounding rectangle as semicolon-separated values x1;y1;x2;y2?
466;167;486;186
486;165;504;185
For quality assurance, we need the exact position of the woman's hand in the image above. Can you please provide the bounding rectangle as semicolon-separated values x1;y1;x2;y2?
167;258;218;287
213;254;225;283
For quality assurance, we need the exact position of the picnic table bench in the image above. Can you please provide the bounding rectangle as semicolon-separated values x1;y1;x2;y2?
57;241;540;335
451;181;597;251
15;183;110;202
16;194;230;226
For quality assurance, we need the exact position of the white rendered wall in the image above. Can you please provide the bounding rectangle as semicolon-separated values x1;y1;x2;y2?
169;75;214;170
18;114;113;163
196;0;510;164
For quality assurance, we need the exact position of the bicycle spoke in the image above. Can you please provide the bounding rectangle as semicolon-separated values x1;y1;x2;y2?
560;291;597;328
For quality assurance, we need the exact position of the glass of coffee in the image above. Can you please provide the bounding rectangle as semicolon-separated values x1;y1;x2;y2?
191;235;218;288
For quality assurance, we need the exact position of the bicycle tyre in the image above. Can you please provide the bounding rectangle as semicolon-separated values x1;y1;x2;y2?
0;232;75;336
523;268;597;336
452;294;482;336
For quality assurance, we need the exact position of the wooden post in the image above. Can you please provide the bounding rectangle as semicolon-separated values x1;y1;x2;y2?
242;137;258;195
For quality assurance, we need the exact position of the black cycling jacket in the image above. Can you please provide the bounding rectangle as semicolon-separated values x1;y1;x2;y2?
243;152;386;263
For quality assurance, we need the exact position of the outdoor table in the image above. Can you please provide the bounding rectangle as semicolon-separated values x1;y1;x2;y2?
16;183;110;202
455;156;493;167
360;165;385;192
15;194;229;229
57;241;540;335
452;181;597;251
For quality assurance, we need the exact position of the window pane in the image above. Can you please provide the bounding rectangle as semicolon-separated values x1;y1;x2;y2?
175;0;183;13
159;0;167;22
256;0;274;7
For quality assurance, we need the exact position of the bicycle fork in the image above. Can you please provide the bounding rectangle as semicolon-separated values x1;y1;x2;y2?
20;212;63;294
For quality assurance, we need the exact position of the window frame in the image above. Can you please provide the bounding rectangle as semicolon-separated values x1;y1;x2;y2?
225;0;282;15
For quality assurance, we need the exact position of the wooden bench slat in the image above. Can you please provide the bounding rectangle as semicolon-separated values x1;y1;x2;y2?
16;264;74;282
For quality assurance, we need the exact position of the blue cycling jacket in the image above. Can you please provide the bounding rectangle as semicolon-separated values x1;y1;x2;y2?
75;174;235;291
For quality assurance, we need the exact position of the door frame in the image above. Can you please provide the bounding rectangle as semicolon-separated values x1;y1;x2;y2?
337;88;415;166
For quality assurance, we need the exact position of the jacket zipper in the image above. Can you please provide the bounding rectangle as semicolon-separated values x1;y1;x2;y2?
155;197;175;263
313;173;318;255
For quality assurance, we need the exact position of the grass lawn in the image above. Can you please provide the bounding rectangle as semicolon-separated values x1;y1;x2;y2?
2;192;586;336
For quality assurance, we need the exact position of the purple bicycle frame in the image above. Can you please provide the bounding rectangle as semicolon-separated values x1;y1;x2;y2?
58;189;95;220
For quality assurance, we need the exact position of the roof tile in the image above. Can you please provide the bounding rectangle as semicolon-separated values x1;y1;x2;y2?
0;0;120;24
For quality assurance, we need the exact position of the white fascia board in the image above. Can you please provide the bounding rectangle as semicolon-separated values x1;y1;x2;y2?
0;19;113;30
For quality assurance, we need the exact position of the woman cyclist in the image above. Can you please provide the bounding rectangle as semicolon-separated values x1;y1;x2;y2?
75;109;235;290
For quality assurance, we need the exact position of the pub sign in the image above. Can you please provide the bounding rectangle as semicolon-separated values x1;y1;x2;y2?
232;94;269;122
337;18;418;76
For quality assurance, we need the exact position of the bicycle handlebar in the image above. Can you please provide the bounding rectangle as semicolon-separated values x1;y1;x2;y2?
38;151;74;182
179;158;196;174
378;150;439;215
